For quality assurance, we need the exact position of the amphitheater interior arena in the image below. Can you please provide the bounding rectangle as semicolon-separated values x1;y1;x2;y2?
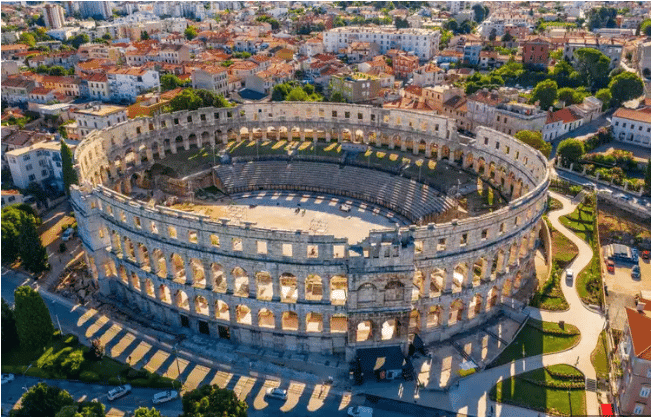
70;103;549;361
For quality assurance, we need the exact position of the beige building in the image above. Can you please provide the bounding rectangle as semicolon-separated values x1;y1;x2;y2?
74;105;128;138
493;102;547;136
617;300;651;416
330;73;381;103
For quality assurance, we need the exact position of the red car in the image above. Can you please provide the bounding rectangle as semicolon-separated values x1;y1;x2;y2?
642;251;650;260
606;260;615;273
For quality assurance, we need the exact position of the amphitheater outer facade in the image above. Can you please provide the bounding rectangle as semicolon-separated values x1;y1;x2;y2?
71;102;549;361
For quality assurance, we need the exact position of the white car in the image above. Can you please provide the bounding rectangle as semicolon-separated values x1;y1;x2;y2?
566;269;574;282
1;374;15;385
265;387;287;400
107;384;131;401
152;390;178;404
347;406;374;417
339;204;351;212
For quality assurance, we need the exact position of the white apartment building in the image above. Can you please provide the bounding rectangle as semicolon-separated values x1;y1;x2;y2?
323;27;440;60
612;107;651;148
107;67;160;103
73;105;128;138
43;4;65;29
6;141;67;191
191;66;229;97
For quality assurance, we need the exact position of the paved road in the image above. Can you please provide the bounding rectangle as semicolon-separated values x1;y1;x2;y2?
555;168;651;207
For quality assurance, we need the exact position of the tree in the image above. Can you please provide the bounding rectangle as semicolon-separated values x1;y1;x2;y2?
557;138;585;164
637;19;651;36
184;26;197;40
595;88;612;110
472;4;487;23
102;33;112;41
19;32;36;48
573;48;610;91
488;28;497;41
459;20;474;34
10;383;73;417
68;34;90;49
169;89;202;112
1;206;27;264
609;72;644;105
181;385;248;417
140;31;150;40
557;87;587;105
18;212;48;276
25;182;48;207
2;298;19;351
530;79;558;110
394;18;409;29
14;286;54;351
90;338;105;361
515;130;552;157
160;74;188;92
55;401;105;417
133;408;162;417
61;140;78;195
329;91;346;103
445;19;458;33
500;32;514;42
286;87;309;101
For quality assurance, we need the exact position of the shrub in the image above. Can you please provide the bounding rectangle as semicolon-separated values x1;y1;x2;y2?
59;242;66;253
79;371;100;383
59;349;84;377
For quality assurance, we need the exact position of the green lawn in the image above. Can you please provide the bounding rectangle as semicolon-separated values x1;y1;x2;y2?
560;202;603;306
551;227;578;268
547;196;563;213
591;331;610;380
491;364;587;416
2;332;176;388
490;319;580;367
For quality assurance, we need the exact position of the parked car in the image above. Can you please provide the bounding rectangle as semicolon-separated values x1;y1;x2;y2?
1;374;15;385
642;251;650;260
152;390;178;404
107;384;131;401
565;269;574;283
339;204;351;212
62;228;74;241
347;406;374;417
265;387;287;400
606;259;615;273
632;265;641;279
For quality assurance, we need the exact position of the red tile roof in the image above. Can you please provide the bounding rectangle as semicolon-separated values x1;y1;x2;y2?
552;107;582;124
614;107;651;124
625;306;651;361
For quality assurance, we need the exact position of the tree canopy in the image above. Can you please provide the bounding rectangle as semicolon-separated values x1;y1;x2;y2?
18;213;49;273
168;89;230;112
55;402;105;417
557;87;588;105
557;138;585;164
14;286;54;351
181;385;248;417
609;72;644;105
2;298;19;351
10;383;74;417
271;82;323;102
133;408;162;417
61;140;78;195
160;74;190;92
530;79;558;110
573;48;610;91
184;26;198;40
514;130;552;157
1;205;47;272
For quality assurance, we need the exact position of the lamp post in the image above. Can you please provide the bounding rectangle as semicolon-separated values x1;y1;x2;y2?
172;342;182;390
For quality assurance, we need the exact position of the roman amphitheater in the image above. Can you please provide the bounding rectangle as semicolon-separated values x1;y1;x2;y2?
71;102;549;362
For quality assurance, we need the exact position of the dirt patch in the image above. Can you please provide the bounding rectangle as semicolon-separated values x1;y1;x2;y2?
598;203;651;249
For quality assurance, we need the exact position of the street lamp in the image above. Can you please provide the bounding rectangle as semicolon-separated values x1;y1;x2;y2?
172;343;182;390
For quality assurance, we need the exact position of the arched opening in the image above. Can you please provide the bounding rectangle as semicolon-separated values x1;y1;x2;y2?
175;290;189;310
487;287;499;311
232;267;249;297
409;309;420;334
502;279;513;296
152;249;166;278
453;263;466;292
356;321;373;342
430;268;445;296
281;311;298;331
306;312;323;333
215;300;229;321
189;258;205;288
170;253;186;283
258;308;275;328
118;265;128;283
381;319;399;340
473;259;484;286
195;296;209;315
139;244;151;270
144;279;155;297
330;275;348;305
123;237;136;261
256;271;273;301
468;294;483;319
427;306;441;328
280;273;298;303
211;263;226;293
305;274;323;301
412;271;424;302
448;299;465;326
130;272;141;291
158;284;171;304
236;305;252;325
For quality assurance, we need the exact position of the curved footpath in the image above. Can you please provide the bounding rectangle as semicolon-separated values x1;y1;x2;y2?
445;191;606;417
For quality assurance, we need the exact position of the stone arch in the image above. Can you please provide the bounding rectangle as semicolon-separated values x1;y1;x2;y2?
331;314;347;333
472;258;485;286
487;286;499;311
111;231;121;254
453;263;467;292
158;284;171;304
138;244;151;270
130;272;141;291
409;309;420;334
175;289;189;310
211;263;226;293
305;274;323;301
123;237;136;261
258;308;275;328
144;279;155;297
118;265;128;283
519;234;530;258
356;320;373;342
330;275;348;305
448;299;465;325
412;271;424;301
381;319;399;340
427;305;442;328
281;311;298;331
384;280;404;302
215;300;229;321
468;293;483;319
502;278;513;296
170;253;186;282
232;267;249;297
306;312;323;333
256;271;273;301
280;272;298;303
236;304;252;325
508;241;519;265
491;250;505;279
195;295;209;315
430;268;445;296
514;271;524;289
189;258;205;287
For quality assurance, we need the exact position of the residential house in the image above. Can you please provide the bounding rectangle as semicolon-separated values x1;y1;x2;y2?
73;105;128;137
1;78;36;105
493;102;547;136
83;73;111;102
521;37;550;68
616;299;651;416
393;51;419;79
542;107;583;142
612;106;651;148
412;62;445;87
107;66;160;103
463;42;482;66
245;63;294;95
6;141;68;191
564;36;624;69
329;72;381;103
323;27;440;60
159;44;190;64
28;87;56;104
1;44;29;61
466;89;507;129
191;66;229;97
423;85;465;114
346;42;380;64
40;75;81;98
299;37;324;57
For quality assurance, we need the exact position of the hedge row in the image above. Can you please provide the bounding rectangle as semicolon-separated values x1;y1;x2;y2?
518;376;585;390
526;321;580;336
545;367;585;381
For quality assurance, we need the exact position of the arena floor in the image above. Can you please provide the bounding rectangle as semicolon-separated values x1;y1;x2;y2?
173;190;410;244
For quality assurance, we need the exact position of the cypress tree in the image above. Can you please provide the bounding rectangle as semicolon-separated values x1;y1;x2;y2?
18;215;49;274
61;140;78;195
14;286;54;351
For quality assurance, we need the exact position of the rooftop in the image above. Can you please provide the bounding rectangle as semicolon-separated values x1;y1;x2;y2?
76;105;126;117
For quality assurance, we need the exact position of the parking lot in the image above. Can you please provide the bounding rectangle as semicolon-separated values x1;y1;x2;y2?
603;250;651;329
